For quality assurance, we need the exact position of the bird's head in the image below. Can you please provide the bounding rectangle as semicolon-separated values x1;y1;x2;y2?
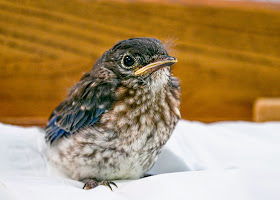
94;38;177;87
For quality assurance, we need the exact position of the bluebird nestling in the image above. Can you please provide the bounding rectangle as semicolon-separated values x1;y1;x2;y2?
45;38;181;190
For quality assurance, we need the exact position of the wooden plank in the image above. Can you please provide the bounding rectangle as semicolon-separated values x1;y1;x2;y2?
1;0;280;125
253;98;280;122
0;117;47;127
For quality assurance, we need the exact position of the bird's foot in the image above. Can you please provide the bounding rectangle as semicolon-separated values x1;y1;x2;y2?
83;179;118;191
100;180;118;191
83;179;99;190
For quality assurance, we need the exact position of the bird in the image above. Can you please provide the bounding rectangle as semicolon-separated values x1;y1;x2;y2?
45;37;181;190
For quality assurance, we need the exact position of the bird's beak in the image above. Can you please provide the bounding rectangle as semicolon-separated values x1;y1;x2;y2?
134;56;177;76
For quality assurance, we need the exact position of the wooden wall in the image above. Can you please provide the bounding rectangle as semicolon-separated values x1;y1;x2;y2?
0;0;280;126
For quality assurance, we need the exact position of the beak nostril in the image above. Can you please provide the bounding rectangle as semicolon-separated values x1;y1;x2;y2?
166;56;177;62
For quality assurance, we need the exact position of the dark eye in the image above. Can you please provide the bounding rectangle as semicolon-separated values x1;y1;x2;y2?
123;55;135;67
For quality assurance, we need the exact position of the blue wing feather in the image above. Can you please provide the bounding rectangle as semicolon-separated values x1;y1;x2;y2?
46;108;106;144
46;116;70;144
45;77;118;144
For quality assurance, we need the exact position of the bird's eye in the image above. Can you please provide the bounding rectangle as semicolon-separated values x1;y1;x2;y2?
123;55;135;67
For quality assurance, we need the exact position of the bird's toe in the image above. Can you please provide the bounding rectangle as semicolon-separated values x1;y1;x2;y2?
83;179;99;190
100;180;118;191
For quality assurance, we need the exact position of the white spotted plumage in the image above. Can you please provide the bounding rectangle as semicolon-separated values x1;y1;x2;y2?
45;38;181;185
47;68;180;181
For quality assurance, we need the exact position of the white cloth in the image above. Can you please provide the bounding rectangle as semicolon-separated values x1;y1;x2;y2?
0;120;280;200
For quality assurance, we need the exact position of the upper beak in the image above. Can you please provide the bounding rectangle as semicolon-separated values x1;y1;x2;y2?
134;56;177;76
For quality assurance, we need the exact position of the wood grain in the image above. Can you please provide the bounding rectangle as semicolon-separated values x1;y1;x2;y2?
0;0;280;126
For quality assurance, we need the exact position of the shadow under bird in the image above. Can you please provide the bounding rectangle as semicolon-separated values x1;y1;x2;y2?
45;38;181;190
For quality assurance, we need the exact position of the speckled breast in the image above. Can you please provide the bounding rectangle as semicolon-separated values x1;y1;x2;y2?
47;73;180;181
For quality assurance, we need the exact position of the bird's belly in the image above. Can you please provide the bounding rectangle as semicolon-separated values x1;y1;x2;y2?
47;140;159;181
93;150;157;180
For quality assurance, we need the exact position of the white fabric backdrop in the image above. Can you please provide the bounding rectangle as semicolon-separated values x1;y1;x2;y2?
0;120;280;200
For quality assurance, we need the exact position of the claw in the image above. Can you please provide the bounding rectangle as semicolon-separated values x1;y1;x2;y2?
100;180;118;191
100;181;112;191
109;181;118;188
83;179;118;191
106;182;113;191
83;179;99;190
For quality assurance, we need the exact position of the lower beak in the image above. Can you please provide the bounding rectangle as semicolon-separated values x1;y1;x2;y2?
134;56;177;76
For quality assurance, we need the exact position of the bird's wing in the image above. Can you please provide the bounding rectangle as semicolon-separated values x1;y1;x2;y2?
45;79;118;144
